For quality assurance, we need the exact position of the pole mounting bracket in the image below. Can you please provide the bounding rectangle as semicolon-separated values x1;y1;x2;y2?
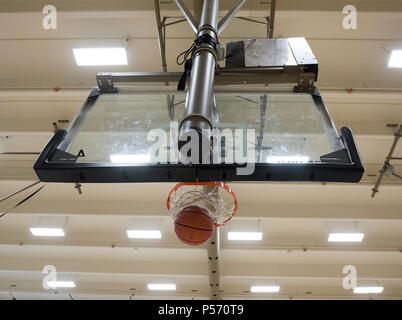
294;73;316;93
97;73;116;93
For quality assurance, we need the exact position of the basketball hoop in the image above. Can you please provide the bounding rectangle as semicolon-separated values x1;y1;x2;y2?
167;181;238;227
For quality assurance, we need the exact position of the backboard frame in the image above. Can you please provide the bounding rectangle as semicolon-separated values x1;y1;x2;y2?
33;86;364;183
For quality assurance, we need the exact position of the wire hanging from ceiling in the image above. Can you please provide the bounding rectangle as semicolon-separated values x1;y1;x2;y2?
0;183;47;219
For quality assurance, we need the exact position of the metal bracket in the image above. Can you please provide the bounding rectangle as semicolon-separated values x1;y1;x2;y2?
371;124;402;197
52;122;59;133
294;73;315;93
384;164;402;179
216;44;225;61
320;148;350;164
75;183;83;195
193;44;217;62
88;88;101;101
168;94;175;120
97;73;116;93
50;149;85;163
179;113;213;132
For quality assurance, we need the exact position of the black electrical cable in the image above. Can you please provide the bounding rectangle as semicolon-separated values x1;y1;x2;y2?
0;180;40;203
176;34;218;65
225;38;256;59
176;34;218;90
0;184;46;219
176;42;196;65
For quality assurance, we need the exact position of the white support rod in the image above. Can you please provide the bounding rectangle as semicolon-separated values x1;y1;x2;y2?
193;0;204;21
174;0;199;33
217;0;247;34
204;184;221;300
268;0;276;39
207;227;221;300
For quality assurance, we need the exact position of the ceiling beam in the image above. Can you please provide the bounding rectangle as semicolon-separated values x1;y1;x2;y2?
3;199;402;220
0;256;401;280
0;238;401;255
1;289;401;300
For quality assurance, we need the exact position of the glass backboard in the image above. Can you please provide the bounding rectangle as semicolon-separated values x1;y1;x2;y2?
34;87;364;183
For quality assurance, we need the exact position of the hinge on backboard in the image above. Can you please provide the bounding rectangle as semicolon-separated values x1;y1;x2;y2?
294;73;315;93
97;73;116;93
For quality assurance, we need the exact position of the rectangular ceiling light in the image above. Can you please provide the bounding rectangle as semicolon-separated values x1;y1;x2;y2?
147;283;176;291
227;232;262;241
110;154;151;164
73;48;128;66
328;233;364;242
30;227;65;237
388;50;402;68
251;286;280;293
353;287;384;294
266;156;309;163
47;281;76;288
127;230;162;239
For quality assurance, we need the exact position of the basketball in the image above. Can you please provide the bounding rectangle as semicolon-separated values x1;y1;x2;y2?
174;205;214;246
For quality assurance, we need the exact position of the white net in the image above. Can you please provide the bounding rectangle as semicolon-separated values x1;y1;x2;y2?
168;184;236;226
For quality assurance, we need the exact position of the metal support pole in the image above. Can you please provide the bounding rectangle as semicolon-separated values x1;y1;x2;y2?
257;94;267;162
0;180;40;203
204;185;221;300
372;125;402;197
268;0;276;39
236;16;267;25
193;0;204;22
154;0;174;120
180;0;219;145
154;0;168;75
174;0;199;33
217;0;247;34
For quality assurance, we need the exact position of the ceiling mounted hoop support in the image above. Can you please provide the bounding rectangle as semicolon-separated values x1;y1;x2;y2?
173;0;199;33
178;0;219;145
198;24;219;39
179;113;213;132
217;0;247;34
371;124;402;197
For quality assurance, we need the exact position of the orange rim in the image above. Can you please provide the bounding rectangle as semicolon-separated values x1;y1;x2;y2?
166;181;237;227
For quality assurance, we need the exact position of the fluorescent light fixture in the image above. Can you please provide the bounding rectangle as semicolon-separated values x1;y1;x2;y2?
353;287;384;294
251;286;280;293
110;154;151;164
30;227;65;237
147;283;176;291
266;156;309;163
73;48;128;66
127;230;162;239
388;50;402;68
328;233;364;242
228;232;262;241
47;281;76;288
